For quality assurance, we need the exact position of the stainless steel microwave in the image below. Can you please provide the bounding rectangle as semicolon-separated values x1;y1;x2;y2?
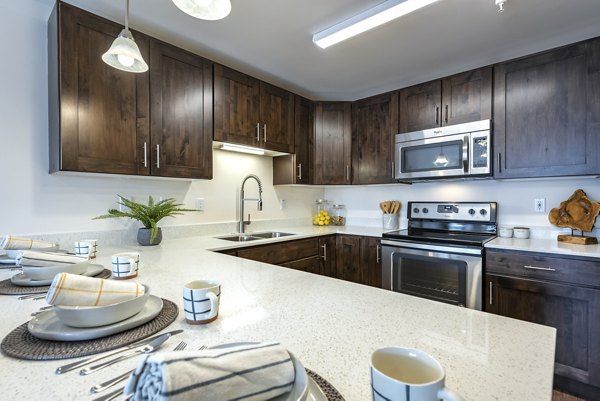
394;120;491;181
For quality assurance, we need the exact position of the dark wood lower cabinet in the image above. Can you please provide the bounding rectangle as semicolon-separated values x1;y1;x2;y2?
486;249;600;399
361;236;382;288
319;235;337;278
336;234;382;287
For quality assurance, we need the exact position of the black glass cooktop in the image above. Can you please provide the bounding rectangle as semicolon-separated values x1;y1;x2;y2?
383;228;496;247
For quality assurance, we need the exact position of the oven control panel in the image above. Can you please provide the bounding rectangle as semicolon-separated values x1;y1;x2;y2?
408;202;497;222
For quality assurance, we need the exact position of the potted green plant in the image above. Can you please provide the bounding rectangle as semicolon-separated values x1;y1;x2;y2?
94;196;196;246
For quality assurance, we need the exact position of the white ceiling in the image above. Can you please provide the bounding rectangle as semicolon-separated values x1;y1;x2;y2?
59;0;600;101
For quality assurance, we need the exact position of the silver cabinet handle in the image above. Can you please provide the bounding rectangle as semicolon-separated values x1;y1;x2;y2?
297;163;302;180
263;124;267;142
497;152;502;173
256;123;260;142
444;105;449;124
489;281;493;305
346;165;350;182
376;245;381;263
391;162;395;178
435;106;439;125
155;144;160;169
523;265;556;272
321;244;327;261
142;142;147;167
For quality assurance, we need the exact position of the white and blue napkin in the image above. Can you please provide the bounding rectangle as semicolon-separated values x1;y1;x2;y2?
124;342;296;401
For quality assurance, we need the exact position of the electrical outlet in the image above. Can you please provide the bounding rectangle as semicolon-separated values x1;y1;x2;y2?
196;198;205;212
280;199;286;210
534;198;545;213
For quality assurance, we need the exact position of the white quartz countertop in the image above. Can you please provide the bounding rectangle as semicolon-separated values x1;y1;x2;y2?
486;236;600;258
0;227;556;401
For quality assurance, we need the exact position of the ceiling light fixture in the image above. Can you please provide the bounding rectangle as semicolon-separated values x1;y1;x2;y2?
219;143;265;156
313;0;441;49
495;0;507;13
172;0;232;21
102;0;148;73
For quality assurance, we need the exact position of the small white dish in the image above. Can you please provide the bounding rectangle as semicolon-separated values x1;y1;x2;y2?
54;285;150;328
513;227;530;239
21;260;90;281
498;227;513;238
10;264;104;287
28;295;163;341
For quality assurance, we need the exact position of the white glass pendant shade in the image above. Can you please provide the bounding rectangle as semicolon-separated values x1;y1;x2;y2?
172;0;232;20
102;29;148;73
433;151;449;167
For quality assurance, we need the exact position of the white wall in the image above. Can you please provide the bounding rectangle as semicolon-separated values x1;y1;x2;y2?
0;1;322;236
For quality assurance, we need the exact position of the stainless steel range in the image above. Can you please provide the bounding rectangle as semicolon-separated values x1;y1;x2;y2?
381;201;497;310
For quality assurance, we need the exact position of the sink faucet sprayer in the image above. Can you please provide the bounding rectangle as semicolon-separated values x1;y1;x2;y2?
238;174;263;233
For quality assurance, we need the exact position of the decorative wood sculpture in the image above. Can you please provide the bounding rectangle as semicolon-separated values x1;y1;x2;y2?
548;189;600;245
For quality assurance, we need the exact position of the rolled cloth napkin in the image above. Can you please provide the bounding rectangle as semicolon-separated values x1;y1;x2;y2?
46;272;145;306
124;342;296;401
0;235;58;251
16;250;88;267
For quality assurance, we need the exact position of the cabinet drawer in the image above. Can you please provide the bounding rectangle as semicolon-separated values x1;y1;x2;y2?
237;238;320;265
486;249;600;288
282;256;321;275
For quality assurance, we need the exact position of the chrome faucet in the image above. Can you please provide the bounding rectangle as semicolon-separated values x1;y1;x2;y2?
238;174;263;233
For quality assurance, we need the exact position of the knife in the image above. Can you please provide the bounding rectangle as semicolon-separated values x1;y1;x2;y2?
55;329;183;374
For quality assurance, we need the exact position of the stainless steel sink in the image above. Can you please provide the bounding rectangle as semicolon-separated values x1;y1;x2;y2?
250;231;295;239
217;235;261;242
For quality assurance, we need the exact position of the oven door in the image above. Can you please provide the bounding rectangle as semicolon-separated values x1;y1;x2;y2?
382;241;482;310
395;133;468;180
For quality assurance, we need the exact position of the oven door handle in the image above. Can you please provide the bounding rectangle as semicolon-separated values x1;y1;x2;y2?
380;240;482;256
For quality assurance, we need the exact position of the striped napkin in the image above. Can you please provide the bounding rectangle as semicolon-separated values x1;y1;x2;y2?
124;342;296;401
0;235;58;251
16;250;88;267
46;273;145;306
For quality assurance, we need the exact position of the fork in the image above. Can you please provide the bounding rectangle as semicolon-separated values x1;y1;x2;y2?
90;341;188;394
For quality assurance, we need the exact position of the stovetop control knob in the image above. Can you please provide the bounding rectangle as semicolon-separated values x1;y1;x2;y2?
479;209;487;216
413;207;420;214
468;208;476;215
422;208;429;214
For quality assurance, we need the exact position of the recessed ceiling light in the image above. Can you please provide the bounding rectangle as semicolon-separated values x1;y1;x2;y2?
313;0;441;49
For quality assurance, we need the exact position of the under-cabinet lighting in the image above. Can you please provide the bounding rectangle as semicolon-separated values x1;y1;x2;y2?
219;144;265;156
313;0;441;49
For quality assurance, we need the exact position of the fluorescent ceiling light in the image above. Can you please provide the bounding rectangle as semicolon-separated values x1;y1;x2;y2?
313;0;441;49
219;144;265;155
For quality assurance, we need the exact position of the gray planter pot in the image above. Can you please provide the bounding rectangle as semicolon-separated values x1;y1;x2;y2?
137;227;162;246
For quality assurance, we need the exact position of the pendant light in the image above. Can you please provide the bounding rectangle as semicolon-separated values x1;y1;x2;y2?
433;146;449;167
102;0;148;73
172;0;232;21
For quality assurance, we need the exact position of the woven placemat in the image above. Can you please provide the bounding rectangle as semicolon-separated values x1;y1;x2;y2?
0;269;112;295
306;368;345;401
1;298;178;360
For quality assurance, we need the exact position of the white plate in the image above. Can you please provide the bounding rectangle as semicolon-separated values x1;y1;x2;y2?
10;264;105;287
22;259;90;281
210;342;309;401
28;295;163;341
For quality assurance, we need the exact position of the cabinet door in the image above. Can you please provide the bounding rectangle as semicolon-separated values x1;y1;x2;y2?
441;67;492;126
149;40;212;179
51;3;149;175
273;96;313;185
352;92;398;184
319;235;337;278
236;238;319;265
360;237;382;287
335;235;361;283
260;82;294;153
213;65;260;147
487;274;600;388
398;80;441;133
314;102;352;185
494;38;600;178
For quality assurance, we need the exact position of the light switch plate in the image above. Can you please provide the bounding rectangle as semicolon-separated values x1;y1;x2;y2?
196;198;205;212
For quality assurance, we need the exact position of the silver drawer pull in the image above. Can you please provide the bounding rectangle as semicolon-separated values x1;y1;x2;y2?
523;265;556;272
321;244;327;261
489;281;493;305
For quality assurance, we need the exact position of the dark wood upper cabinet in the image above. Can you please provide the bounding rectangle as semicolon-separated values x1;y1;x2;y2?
49;2;150;175
273;95;313;185
399;66;492;133
494;38;600;178
352;92;398;184
314;102;352;185
49;2;212;179
149;40;213;179
214;65;294;153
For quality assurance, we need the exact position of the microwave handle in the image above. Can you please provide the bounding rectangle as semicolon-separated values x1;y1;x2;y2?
462;135;469;173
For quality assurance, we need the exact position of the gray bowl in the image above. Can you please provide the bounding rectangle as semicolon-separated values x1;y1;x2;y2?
54;284;150;328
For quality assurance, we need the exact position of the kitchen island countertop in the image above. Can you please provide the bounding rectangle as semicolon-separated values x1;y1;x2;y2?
0;229;556;401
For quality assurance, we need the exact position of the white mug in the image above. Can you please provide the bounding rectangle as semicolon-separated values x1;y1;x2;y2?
183;280;221;324
74;240;98;258
370;347;464;401
111;252;139;280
